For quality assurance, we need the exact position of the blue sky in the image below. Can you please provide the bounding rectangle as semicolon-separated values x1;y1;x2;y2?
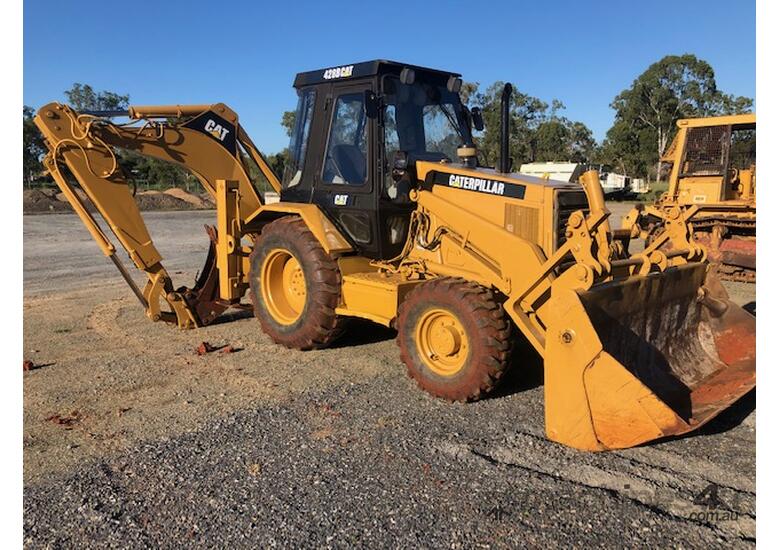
24;0;755;154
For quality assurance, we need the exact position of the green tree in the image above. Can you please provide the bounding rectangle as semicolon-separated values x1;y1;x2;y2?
274;109;296;183
458;81;479;106
22;84;135;187
468;84;596;167
23;106;47;187
266;151;289;180
533;119;570;162
531;107;596;163
63;83;129;112
281;110;296;137
566;121;597;162
62;83;196;191
470;82;548;168
602;54;753;181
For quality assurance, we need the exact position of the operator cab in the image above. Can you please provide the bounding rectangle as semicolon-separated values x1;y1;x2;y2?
280;60;476;260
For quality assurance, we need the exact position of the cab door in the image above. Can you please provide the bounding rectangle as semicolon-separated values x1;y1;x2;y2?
311;81;382;257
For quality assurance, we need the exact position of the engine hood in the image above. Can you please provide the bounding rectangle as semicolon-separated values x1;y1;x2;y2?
414;160;582;201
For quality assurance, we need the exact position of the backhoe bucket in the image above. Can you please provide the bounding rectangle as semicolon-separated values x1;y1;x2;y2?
544;263;755;451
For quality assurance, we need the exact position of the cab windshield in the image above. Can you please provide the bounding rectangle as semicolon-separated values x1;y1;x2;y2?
382;76;471;166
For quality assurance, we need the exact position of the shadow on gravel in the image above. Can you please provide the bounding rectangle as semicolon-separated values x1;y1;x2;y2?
331;319;397;348
491;339;545;398
210;308;254;325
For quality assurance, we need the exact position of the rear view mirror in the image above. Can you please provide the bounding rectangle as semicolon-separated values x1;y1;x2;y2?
471;107;484;132
364;89;379;119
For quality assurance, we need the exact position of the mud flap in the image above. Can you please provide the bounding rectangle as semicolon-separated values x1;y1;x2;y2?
544;263;755;451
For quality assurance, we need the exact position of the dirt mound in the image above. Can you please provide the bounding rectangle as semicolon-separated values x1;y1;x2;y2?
199;193;216;207
134;192;195;211
23;190;71;213
164;188;208;208
55;188;88;203
24;187;213;214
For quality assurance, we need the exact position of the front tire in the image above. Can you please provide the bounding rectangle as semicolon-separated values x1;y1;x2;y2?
249;216;344;350
396;278;512;402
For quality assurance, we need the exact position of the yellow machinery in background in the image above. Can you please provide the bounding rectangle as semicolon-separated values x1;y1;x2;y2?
34;60;755;451
624;114;756;281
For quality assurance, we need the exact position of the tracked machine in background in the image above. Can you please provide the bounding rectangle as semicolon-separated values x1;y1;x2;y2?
34;60;755;451
624;115;756;282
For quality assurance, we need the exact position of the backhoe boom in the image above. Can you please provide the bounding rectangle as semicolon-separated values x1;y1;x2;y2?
34;102;279;327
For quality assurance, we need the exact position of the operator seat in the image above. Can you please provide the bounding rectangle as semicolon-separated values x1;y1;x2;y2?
332;144;366;184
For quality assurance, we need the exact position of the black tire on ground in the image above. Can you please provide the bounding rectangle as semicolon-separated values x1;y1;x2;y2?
396;278;512;402
248;216;344;350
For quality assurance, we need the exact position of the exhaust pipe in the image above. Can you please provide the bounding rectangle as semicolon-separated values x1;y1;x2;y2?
498;83;512;173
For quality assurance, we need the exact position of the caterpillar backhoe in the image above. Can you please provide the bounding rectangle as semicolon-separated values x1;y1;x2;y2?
34;60;755;451
623;114;756;282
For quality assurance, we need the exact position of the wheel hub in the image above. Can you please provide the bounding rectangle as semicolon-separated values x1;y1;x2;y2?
260;249;307;325
430;323;461;357
283;259;306;304
416;308;469;376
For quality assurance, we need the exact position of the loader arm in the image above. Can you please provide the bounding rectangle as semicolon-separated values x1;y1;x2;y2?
33;102;280;328
407;169;702;355
400;165;753;450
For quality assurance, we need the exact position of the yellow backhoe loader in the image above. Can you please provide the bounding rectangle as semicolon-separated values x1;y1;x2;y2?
34;60;755;451
623;114;756;282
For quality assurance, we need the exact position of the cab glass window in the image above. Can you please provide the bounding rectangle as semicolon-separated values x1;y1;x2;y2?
382;77;470;161
322;93;368;185
729;126;756;171
381;77;471;197
680;125;729;177
282;88;316;189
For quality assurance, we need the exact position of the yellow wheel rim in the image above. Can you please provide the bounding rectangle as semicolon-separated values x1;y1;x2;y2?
260;249;307;325
415;308;469;376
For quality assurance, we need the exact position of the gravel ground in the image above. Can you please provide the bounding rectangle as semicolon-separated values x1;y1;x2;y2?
23;206;756;547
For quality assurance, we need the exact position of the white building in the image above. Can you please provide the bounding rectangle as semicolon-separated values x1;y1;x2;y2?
519;162;647;197
518;162;586;183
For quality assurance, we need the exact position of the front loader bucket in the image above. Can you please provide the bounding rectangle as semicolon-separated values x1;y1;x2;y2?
544;263;755;451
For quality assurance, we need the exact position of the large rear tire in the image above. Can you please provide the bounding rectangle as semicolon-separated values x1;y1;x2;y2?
396;278;512;402
249;216;344;350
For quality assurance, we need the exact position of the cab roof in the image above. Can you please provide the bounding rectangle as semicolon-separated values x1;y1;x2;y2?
677;113;756;129
293;59;461;88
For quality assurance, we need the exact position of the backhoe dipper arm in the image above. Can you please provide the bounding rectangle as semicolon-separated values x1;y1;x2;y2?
121;103;282;202
33;101;276;328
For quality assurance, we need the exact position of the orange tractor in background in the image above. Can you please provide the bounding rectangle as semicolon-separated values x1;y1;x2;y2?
625;114;756;282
